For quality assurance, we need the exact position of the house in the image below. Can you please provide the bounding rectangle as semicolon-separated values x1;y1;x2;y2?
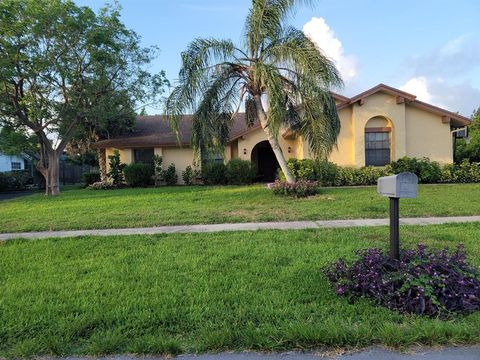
0;152;30;173
94;84;471;184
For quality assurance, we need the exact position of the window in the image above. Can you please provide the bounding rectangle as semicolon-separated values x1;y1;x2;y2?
365;132;390;166
133;148;154;164
11;162;21;170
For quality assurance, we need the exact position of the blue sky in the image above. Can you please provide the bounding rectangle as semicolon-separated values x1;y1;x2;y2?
76;0;480;116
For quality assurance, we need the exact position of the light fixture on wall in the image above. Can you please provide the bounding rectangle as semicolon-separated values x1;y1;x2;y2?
243;148;247;155
288;146;292;153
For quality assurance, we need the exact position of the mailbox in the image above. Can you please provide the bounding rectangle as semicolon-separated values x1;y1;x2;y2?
377;172;418;199
377;172;418;260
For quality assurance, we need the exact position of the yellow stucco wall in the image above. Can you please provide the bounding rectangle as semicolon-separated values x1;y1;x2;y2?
105;148;133;172
237;127;299;162
328;106;355;166
162;147;196;184
405;106;453;163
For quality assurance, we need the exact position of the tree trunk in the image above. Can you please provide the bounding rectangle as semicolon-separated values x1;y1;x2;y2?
36;145;61;196
253;95;296;183
97;148;107;182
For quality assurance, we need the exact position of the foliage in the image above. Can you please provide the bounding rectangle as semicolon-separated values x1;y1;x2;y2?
81;172;101;187
225;159;256;185
441;160;480;184
201;162;227;185
165;0;343;183
182;165;194;185
0;0;168;195
324;244;480;317
455;108;480;162
284;159;393;186
152;155;164;186
123;163;154;187
282;157;480;186
0;126;37;156
163;163;178;185
0;170;31;191
390;157;442;183
270;180;321;198
107;151;126;185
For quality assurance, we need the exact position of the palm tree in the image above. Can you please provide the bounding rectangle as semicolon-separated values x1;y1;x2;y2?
165;0;343;183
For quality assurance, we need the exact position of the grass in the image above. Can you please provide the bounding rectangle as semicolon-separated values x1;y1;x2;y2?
1;223;479;357
1;183;480;233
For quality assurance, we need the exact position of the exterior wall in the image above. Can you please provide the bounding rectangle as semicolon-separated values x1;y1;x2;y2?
105;148;133;172
405;106;453;163
237;127;299;161
328;107;355;166
0;153;25;172
162;147;196;184
351;92;406;167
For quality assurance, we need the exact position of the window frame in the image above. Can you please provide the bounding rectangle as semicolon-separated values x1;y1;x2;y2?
364;128;391;167
11;161;22;170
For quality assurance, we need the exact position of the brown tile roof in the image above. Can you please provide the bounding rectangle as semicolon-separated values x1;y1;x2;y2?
93;113;260;149
337;83;471;126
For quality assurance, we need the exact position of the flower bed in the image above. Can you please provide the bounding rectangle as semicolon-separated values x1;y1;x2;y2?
324;244;480;317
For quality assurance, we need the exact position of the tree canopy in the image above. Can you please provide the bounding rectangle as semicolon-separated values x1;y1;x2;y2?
0;125;38;156
165;0;342;183
455;108;480;163
0;0;168;194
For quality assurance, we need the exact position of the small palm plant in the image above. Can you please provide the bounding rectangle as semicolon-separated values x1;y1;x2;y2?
165;0;343;183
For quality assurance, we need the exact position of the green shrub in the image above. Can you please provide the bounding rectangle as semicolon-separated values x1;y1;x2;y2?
201;162;226;185
390;157;441;183
81;172;101;187
315;161;342;186
107;150;125;184
182;165;194;185
123;163;154;187
163;163;178;185
153;154;163;186
0;170;30;191
441;160;480;183
225;159;256;185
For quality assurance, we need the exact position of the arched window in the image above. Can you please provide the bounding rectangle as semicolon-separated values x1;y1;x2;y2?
365;117;392;166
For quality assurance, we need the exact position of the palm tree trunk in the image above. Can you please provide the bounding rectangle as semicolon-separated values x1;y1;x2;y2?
97;148;107;182
253;95;295;183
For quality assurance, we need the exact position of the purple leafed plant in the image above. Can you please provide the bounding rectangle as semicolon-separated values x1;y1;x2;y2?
270;180;321;198
324;244;480;317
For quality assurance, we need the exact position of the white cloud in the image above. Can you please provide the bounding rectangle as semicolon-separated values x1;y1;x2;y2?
400;77;434;103
400;76;479;116
303;17;358;83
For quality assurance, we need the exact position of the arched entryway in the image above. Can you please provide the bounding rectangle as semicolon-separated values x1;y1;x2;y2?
251;140;279;182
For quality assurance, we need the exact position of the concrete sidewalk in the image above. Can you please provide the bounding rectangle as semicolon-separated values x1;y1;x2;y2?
41;347;480;360
1;215;479;241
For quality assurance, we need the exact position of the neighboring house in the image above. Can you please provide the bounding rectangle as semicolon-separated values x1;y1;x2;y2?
94;84;471;184
0;152;29;172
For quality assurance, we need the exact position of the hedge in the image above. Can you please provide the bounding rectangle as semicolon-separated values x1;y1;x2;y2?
123;163;154;187
281;157;480;186
0;170;31;192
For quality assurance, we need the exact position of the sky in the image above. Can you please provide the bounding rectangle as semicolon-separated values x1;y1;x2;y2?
76;0;480;117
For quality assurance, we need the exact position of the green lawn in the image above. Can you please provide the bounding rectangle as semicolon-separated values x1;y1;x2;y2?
1;223;479;357
1;183;480;233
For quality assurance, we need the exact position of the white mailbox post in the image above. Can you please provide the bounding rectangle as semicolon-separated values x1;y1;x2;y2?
377;172;418;260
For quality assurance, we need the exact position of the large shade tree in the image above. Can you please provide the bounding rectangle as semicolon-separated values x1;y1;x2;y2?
165;0;343;183
0;0;167;195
